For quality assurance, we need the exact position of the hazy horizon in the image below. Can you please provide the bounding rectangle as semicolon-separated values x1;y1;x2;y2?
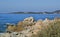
0;0;60;13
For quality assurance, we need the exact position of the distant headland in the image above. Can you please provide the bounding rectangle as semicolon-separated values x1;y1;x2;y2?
9;10;60;14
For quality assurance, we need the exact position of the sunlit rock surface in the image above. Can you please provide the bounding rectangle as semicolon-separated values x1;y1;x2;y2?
24;17;34;22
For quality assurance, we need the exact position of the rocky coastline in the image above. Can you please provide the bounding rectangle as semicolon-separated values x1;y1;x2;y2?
0;17;60;37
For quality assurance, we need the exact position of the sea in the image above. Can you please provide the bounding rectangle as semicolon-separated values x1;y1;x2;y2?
0;14;60;33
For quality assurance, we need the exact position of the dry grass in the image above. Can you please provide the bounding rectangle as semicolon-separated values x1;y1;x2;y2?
31;21;60;37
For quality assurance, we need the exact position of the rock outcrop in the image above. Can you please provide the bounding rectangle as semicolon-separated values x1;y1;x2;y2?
24;17;34;22
0;17;60;37
6;25;16;32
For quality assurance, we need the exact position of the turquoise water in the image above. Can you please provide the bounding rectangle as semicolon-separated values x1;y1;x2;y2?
0;14;60;32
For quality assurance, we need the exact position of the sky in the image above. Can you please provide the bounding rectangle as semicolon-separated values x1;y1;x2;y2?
0;0;60;13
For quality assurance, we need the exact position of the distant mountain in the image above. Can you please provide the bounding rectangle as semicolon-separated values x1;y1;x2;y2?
53;10;60;14
10;12;24;14
10;12;44;14
9;10;60;14
54;10;60;12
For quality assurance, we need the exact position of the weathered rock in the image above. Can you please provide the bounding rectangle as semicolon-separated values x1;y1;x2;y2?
17;21;24;26
15;26;25;32
24;17;34;22
23;21;42;35
43;18;49;22
6;22;25;32
14;21;25;32
31;22;42;35
36;19;43;25
6;25;16;32
23;17;34;25
0;33;11;37
43;18;54;24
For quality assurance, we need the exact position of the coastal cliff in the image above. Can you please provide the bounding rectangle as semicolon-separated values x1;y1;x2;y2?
0;17;60;37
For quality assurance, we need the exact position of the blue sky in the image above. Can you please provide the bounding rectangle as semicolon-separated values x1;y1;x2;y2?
0;0;60;13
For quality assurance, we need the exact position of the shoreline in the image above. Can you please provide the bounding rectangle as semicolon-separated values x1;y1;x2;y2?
0;17;60;37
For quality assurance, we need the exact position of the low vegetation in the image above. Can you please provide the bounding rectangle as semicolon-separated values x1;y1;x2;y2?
31;21;60;37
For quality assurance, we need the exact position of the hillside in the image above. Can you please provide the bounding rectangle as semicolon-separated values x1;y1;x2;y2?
10;10;60;14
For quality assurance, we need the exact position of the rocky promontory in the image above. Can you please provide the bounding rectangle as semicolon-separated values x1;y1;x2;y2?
0;17;60;37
